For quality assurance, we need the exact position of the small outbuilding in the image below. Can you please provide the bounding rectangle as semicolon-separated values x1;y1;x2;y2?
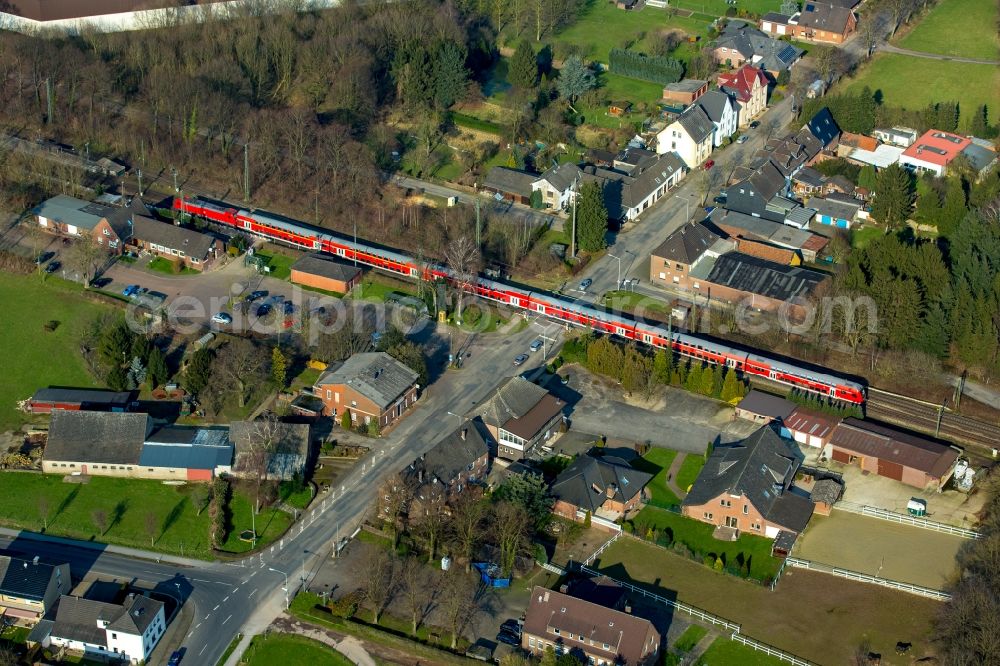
734;390;796;424
290;254;362;294
810;478;843;515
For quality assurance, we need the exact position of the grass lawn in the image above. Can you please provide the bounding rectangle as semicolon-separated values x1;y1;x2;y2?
674;454;706;492
838;54;1000;131
254;250;297;280
695;637;787;666
355;276;418;303
897;0;1000;60
630;448;681;509
241;633;352;666
673;624;708;653
278;481;313;510
631;506;782;580
0;273;112;432
147;257;198;276
850;225;883;249
0;472;291;559
577;73;665;130
670;0;781;16
594;538;941;665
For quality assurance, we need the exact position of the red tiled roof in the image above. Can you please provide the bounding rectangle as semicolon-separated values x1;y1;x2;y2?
901;130;971;167
839;132;878;152
717;65;768;103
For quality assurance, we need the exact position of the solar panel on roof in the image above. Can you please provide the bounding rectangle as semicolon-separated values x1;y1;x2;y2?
778;45;797;62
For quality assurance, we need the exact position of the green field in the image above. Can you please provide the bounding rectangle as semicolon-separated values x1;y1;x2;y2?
631;448;681;508
631;506;781;579
0;473;292;559
254;250;297;280
241;633;352;666
839;54;1000;130
675;454;706;492
670;0;782;17
0;273;112;432
673;624;708;652
147;257;198;276
695;637;786;665
850;225;883;249
897;0;1000;60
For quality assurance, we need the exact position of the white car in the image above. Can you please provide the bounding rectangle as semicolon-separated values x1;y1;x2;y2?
211;312;233;325
737;135;749;144
529;339;543;353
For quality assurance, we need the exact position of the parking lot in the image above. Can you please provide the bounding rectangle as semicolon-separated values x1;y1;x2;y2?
794;510;966;589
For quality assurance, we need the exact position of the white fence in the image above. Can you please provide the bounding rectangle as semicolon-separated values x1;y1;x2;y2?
835;501;981;539
582;532;621;566
729;633;814;666
784;557;952;601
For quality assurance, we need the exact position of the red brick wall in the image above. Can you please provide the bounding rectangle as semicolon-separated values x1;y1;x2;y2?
682;492;777;535
290;269;359;294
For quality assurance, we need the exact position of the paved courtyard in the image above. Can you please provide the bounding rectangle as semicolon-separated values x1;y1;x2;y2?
794;510;966;589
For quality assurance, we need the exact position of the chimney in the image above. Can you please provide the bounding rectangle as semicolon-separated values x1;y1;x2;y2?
559;584;569;594
624;602;632;614
543;591;550;602
461;428;467;441
32;556;39;565
418;469;424;483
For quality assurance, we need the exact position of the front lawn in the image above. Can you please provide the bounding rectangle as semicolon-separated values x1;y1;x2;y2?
147;257;198;276
674;454;706;492
849;225;883;249
695;637;787;666
669;0;782;17
253;250;297;280
0;472;291;559
630;448;681;509
896;0;999;60
0;273;112;432
630;506;781;580
241;633;352;666
673;624;708;652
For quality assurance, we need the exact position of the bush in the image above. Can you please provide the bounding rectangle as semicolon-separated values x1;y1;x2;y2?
462;304;482;326
43;320;59;332
533;543;549;564
328;591;361;618
703;554;716;568
341;410;352;429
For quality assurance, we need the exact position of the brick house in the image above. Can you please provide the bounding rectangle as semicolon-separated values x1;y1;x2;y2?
682;425;815;537
483;167;538;205
289;254;362;294
313;352;419;429
33;195;148;254
734;390;796;425
0;555;70;625
405;422;490;518
710;23;803;76
475;376;565;460
129;215;223;271
522;586;660;666
648;222;733;291
661;78;708;105
717;65;769;128
551;454;652;526
760;4;857;45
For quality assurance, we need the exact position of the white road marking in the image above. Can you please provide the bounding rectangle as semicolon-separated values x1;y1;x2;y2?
204;614;211;620
248;588;257;598
199;644;208;656
196;623;202;629
223;614;232;625
223;596;229;603
213;605;220;611
232;587;239;594
186;631;194;638
248;571;257;579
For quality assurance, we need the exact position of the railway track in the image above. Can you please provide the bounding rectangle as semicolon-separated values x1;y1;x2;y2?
867;388;1000;459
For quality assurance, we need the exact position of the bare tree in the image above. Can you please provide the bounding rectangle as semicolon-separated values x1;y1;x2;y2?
762;117;781;144
38;495;50;530
449;491;486;572
439;568;479;649
92;509;108;535
399;557;432;635
144;511;158;546
492;500;531;577
64;236;109;285
412;506;446;564
234;414;282;514
859;11;888;60
884;0;914;38
444;236;481;323
377;472;413;547
360;548;397;625
210;338;268;408
811;46;848;88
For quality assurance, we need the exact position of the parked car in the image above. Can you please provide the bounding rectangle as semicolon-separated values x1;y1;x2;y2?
168;651;183;666
34;251;54;265
90;277;112;288
282;300;295;315
703;160;715;170
255;303;272;317
500;619;522;635
45;261;60;274
496;629;520;646
749;120;761;129
712;195;727;204
578;278;592;291
513;354;529;366
211;312;233;325
737;135;749;144
122;284;140;297
246;290;267;302
529;339;543;353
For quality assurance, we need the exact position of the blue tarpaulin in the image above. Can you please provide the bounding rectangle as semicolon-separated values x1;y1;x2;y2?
473;562;511;588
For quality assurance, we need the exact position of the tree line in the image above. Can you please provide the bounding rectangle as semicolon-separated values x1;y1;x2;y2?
608;48;684;86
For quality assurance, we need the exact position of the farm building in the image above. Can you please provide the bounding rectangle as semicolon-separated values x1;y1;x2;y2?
826;418;959;490
27;388;134;414
783;407;839;449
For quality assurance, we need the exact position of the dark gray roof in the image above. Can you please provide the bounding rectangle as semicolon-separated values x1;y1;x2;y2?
715;24;803;72
477;376;565;440
761;11;789;22
793;166;826;188
0;556;62;601
697;90;734;124
537;163;583;192
140;427;233;470
614;147;659;174
408;421;489;485
706;252;827;302
230;421;311;479
483;167;538;198
806;196;860;221
52;593;163;645
104;198;148;241
131;215;217;258
961;143;998;172
737;390;796;420
108;594;162;634
811;478;842;504
806;108;840;147
596;152;685;217
728;160;785;201
290;254;361;283
677;104;714;143
664;78;708;93
31;388;133;407
551;455;653;513
798;2;854;34
652;222;724;265
45;412;151;465
32;195;114;232
683;426;814;532
317;352;419;409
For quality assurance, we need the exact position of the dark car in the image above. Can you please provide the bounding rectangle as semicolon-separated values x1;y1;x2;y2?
34;251;54;265
90;277;112;288
500;619;522;635
45;261;61;274
712;195;727;204
578;278;593;291
283;300;295;315
168;651;183;666
749;120;761;129
496;629;520;646
513;354;529;366
246;290;268;302
255;303;273;317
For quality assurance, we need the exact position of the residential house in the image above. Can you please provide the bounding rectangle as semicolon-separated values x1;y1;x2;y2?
482;167;537;205
475;376;565;460
661;78;708;105
699;252;828;317
313;352;420;428
734;390;797;425
682;425;815;537
290;254;362;294
531;163;584;210
722;160;786;218
129;215;222;271
709;207;828;262
656;104;714;169
810;478;843;515
405;422;489;518
783;407;839;449
27;388;134;414
717;64;769;127
807;195;861;228
697;89;739;147
33;195;147;254
736;238;800;265
791;167;827;197
230;420;311;481
872;127;917;148
41;411;235;481
835;131;878;158
648;222;734;290
522;586;660;666
827;418;959;490
761;3;857;44
898;129;972;177
0;556;70;624
587;151;687;222
711;22;804;75
30;593;166;665
550;454;653;526
960;142;998;181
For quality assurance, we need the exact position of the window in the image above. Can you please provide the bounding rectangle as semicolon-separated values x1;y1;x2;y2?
335;392;340;403
743;504;749;514
326;390;332;400
351;400;357;407
553;628;560;635
672;276;679;284
103;228;110;236
529;638;536;647
703;512;713;519
112;633;117;639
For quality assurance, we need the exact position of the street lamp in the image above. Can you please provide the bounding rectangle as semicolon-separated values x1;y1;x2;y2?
268;567;290;609
608;253;623;289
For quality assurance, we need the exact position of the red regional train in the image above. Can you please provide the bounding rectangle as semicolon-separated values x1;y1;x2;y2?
174;196;866;405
